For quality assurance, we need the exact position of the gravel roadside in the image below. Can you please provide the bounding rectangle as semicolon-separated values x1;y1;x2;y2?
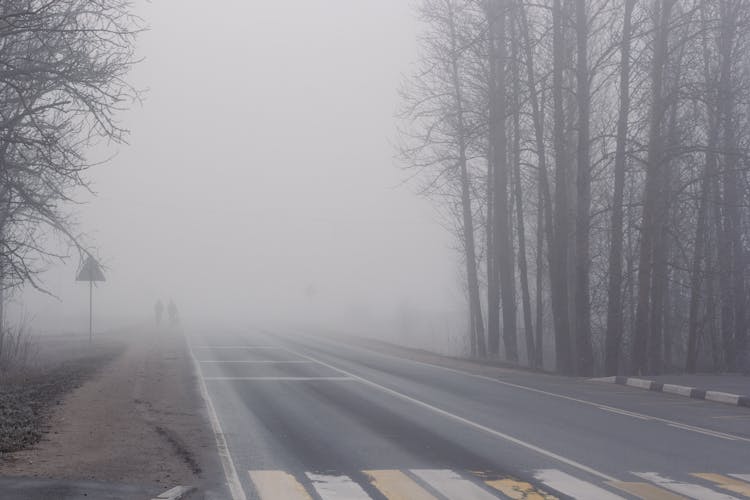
0;327;225;498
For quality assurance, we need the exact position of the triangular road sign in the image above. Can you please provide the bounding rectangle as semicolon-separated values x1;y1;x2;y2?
76;256;105;282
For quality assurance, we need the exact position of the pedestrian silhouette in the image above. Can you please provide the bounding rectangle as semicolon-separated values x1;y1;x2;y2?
167;299;179;326
155;299;164;326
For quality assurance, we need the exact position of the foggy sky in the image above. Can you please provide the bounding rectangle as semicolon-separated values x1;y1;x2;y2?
15;0;463;335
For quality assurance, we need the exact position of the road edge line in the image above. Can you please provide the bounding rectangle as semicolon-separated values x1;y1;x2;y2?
282;346;617;483
187;339;247;500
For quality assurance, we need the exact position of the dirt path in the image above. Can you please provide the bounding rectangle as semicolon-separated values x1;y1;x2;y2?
0;328;223;495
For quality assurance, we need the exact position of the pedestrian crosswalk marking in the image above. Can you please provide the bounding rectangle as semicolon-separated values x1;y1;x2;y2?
534;469;626;500
306;472;371;500
411;469;499;500
634;472;740;500
247;468;750;500
248;470;312;500
363;469;437;500
608;481;687;499
692;473;750;497
485;477;557;499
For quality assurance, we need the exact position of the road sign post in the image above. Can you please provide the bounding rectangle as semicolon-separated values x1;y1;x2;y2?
76;256;105;343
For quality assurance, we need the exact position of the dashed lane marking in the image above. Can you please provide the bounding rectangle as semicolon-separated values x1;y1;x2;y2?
692;473;750;497
248;471;312;500
281;346;617;482
283;334;750;443
306;472;371;500
534;470;625;500
363;469;437;500
634;472;740;499
203;376;355;381
608;481;687;499
410;469;499;500
193;345;281;349
199;360;315;364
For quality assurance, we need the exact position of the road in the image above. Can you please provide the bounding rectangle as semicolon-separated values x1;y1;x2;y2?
188;328;750;500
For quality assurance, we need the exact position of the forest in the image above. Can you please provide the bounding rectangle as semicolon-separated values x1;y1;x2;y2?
399;0;750;376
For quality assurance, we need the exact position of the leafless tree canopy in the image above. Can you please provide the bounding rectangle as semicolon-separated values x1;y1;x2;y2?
0;0;141;292
400;0;750;375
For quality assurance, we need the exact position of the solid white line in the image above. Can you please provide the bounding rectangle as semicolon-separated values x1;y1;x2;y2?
282;346;617;482
193;345;280;349
410;469;498;500
306;472;371;500
597;406;651;420
634;472;740;499
203;376;355;381
729;474;750;483
288;335;750;443
534;469;625;500
187;343;247;500
199;360;314;364
667;423;737;441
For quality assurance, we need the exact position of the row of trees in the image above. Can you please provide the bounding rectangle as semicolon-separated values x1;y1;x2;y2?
0;1;140;306
400;0;750;375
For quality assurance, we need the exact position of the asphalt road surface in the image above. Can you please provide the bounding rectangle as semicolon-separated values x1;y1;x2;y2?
188;328;750;500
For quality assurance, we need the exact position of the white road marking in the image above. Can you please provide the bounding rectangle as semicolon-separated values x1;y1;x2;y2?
534;469;625;500
199;360;314;364
283;334;750;443
249;471;312;500
597;406;651;420
410;469;498;500
667;423;737;440
187;343;247;500
282;347;616;482
634;472;740;499
192;345;280;349
306;472;371;500
203;376;355;381
729;474;750;482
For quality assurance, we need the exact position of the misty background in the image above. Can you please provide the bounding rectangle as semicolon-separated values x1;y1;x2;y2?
10;0;466;351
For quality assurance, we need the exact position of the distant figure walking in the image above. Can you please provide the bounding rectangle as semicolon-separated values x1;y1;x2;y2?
155;299;164;326
167;299;179;326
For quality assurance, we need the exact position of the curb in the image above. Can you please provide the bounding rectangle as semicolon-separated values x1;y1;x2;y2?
152;485;196;500
590;376;750;408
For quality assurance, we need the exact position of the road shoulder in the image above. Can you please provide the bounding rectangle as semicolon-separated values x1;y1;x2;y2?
0;327;225;498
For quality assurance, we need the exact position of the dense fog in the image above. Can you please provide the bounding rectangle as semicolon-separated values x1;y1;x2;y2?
11;1;466;352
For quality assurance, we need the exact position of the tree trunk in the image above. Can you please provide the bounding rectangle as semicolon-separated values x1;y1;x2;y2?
551;0;573;374
574;0;593;376
510;20;535;367
632;0;674;374
604;0;634;376
447;1;486;357
488;0;518;361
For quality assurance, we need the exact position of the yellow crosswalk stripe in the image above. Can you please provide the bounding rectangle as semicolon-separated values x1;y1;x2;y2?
609;481;687;500
693;473;750;497
248;470;312;500
364;470;437;500
485;478;557;499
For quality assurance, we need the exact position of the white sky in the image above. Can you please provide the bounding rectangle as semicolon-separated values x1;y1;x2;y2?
14;0;462;334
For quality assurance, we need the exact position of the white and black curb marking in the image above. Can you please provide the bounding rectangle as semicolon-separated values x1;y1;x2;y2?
592;376;750;408
151;485;196;500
